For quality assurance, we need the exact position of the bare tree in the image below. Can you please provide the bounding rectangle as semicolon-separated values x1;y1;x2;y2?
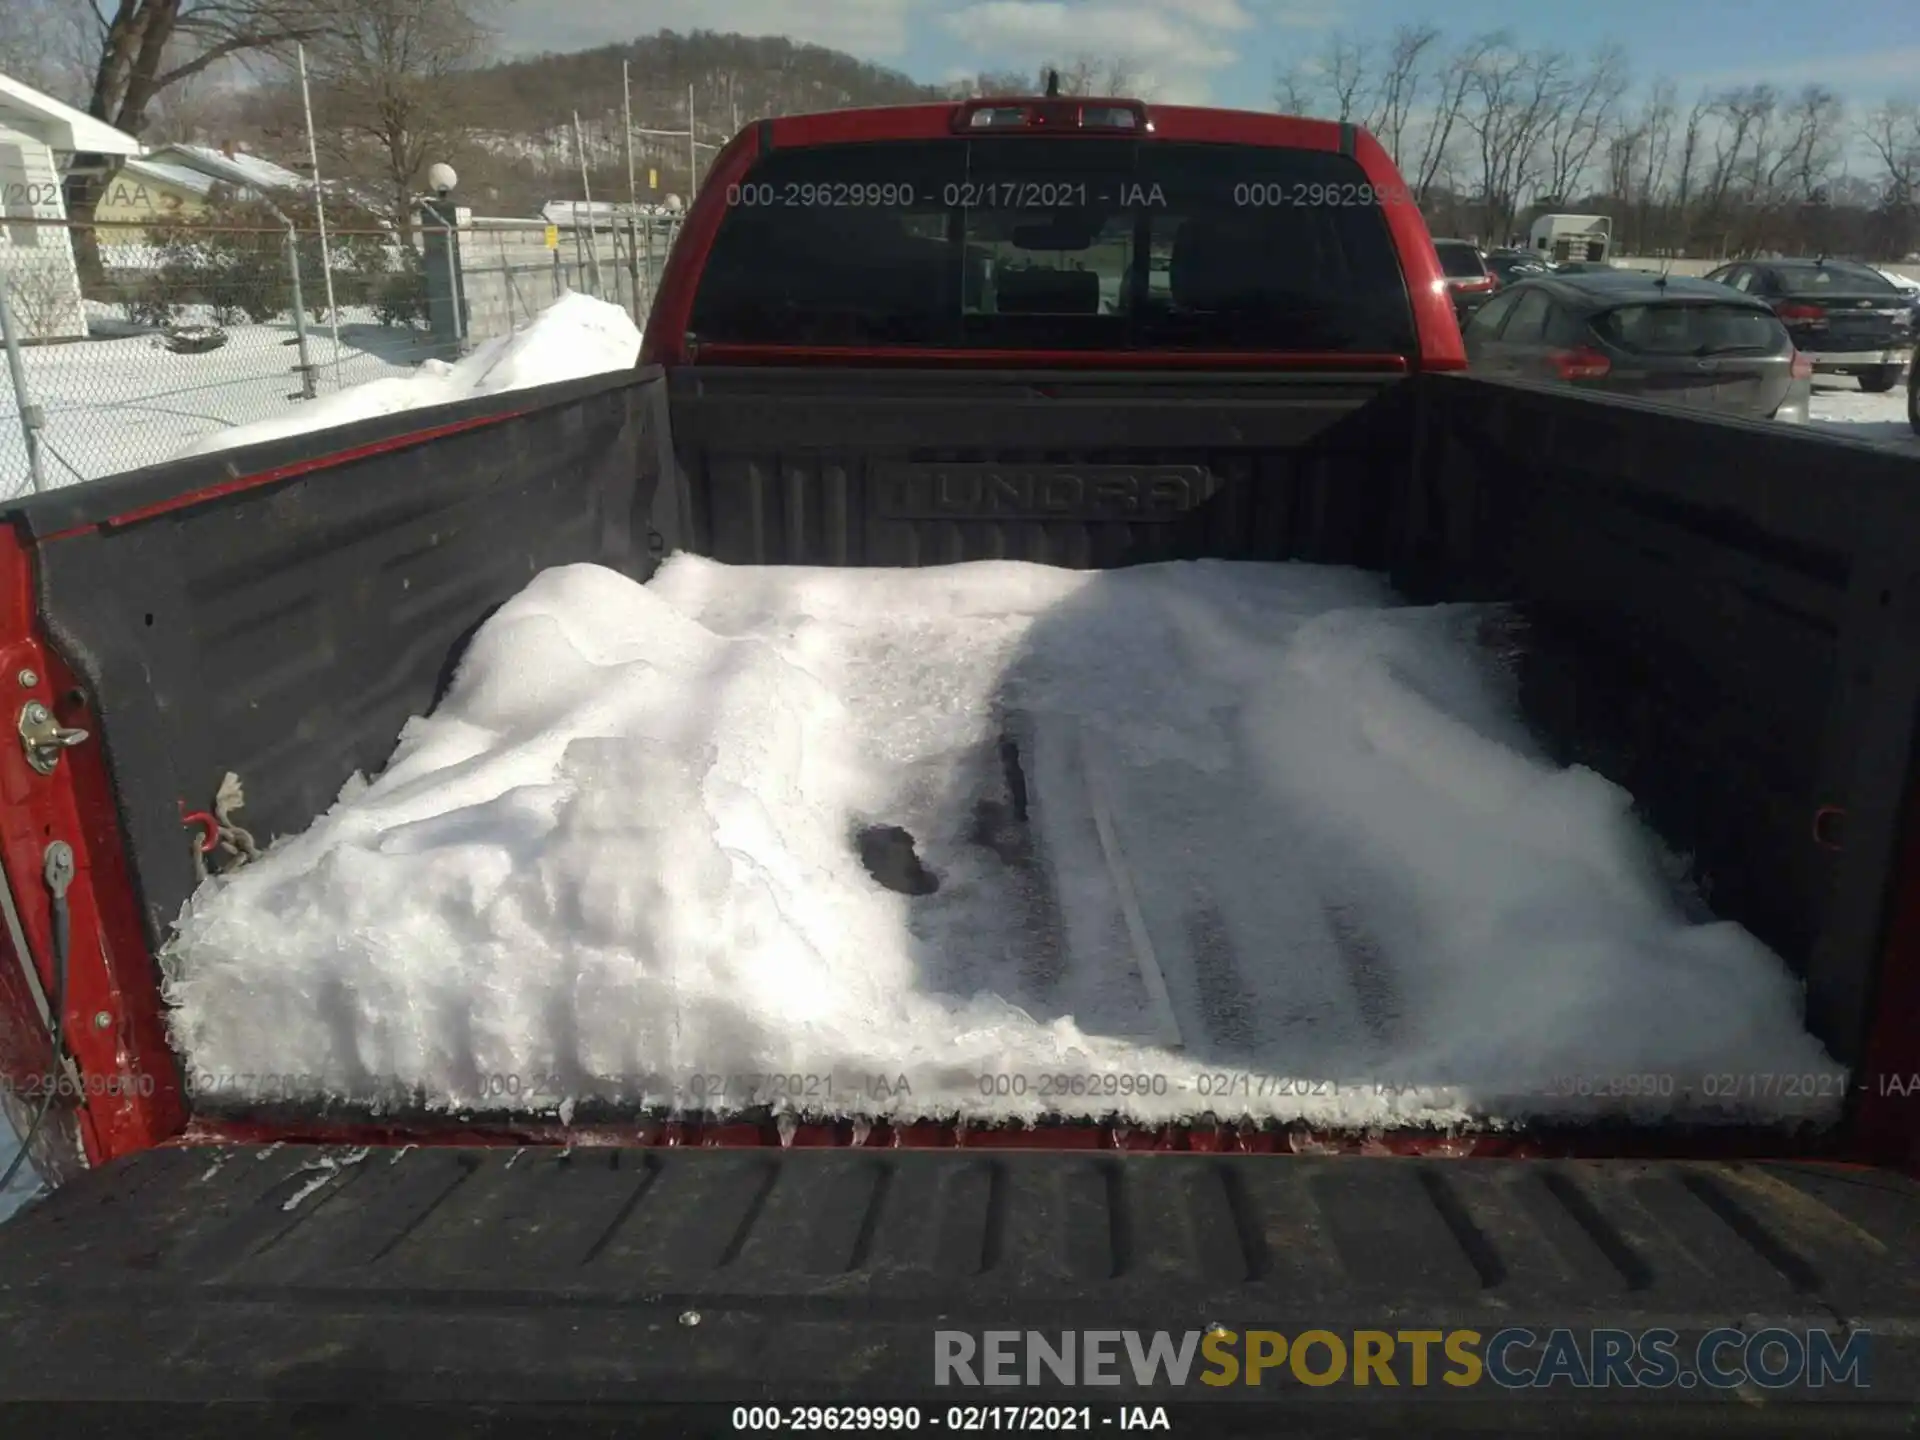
1538;44;1630;204
1460;36;1568;242
83;0;332;136
1409;35;1489;205
1039;55;1152;98
1274;33;1369;123
967;69;1035;96
1861;99;1920;257
1670;89;1712;246
1611;78;1678;252
1324;35;1370;123
300;0;493;236
62;0;334;280
1369;25;1441;170
1863;99;1920;208
1696;84;1773;249
1274;26;1451;186
1782;86;1847;201
1638;82;1677;205
0;0;75;98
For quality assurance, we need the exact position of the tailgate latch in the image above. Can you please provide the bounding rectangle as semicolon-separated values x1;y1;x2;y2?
18;701;88;776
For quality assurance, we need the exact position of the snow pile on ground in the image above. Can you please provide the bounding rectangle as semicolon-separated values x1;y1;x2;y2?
1808;378;1918;451
161;558;1841;1129
173;293;641;459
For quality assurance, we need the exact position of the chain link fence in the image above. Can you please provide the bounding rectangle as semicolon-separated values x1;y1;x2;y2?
2;211;685;499
0;216;451;498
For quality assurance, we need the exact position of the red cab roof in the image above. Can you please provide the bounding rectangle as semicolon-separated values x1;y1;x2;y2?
765;100;1356;151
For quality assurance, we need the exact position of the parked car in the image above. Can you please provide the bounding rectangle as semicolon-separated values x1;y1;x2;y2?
1484;248;1554;286
1880;268;1920;330
1702;257;1914;393
1431;237;1497;321
1463;270;1811;422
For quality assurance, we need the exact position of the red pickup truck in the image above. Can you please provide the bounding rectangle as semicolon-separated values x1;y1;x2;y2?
1;96;1919;1432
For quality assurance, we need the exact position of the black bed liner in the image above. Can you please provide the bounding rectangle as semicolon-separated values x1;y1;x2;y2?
1;1144;1917;1431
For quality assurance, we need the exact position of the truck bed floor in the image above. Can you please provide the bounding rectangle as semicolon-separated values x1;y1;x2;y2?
161;560;1843;1131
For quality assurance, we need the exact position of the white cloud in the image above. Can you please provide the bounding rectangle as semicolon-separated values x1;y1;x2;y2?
938;0;1323;102
490;0;917;60
943;2;1226;70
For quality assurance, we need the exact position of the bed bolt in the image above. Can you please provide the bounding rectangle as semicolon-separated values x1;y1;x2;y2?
679;1310;702;1327
17;670;35;687
92;1011;111;1030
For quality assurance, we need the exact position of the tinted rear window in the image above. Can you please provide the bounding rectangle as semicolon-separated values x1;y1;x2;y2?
1593;303;1785;355
1774;263;1898;295
1434;243;1486;279
687;139;1417;353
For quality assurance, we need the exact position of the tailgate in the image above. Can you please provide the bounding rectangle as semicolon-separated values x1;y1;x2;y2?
1;1144;1917;1430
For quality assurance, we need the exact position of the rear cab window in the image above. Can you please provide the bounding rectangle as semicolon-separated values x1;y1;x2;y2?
688;138;1418;355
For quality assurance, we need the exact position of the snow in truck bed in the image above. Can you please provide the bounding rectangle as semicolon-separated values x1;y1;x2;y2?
161;557;1843;1128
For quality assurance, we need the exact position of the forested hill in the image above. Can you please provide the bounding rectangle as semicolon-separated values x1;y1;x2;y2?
448;29;948;209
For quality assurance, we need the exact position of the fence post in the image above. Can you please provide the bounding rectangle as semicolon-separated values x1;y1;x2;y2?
625;215;642;327
418;201;468;361
447;215;466;346
0;272;49;495
282;226;317;401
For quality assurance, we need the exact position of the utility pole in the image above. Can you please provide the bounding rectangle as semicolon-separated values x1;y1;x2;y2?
688;82;697;192
296;43;341;383
573;111;602;293
623;60;638;210
622;60;641;324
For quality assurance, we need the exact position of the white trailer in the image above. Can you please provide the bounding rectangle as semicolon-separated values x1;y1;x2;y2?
1529;213;1612;266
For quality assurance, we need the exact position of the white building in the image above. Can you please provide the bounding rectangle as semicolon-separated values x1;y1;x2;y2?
0;71;142;341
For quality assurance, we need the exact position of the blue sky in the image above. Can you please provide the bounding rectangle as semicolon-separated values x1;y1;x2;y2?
500;0;1920;109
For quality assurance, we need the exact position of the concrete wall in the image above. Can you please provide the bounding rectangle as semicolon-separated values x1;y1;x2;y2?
459;215;681;345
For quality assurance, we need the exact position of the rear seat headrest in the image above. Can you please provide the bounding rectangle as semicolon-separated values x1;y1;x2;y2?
1171;216;1324;309
994;266;1102;314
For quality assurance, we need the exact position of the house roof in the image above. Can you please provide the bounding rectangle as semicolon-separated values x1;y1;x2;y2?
144;143;305;193
119;156;222;197
0;71;141;155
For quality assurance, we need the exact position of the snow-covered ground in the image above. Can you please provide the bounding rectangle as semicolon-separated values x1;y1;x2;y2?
1807;375;1918;450
176;293;641;458
162;557;1840;1131
0;294;641;497
0;307;430;496
0;1131;38;1224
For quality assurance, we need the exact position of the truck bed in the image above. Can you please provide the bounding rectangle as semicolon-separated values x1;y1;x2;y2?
157;553;1840;1130
6;362;1920;1428
0;1142;1916;1427
13;363;1911;1145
